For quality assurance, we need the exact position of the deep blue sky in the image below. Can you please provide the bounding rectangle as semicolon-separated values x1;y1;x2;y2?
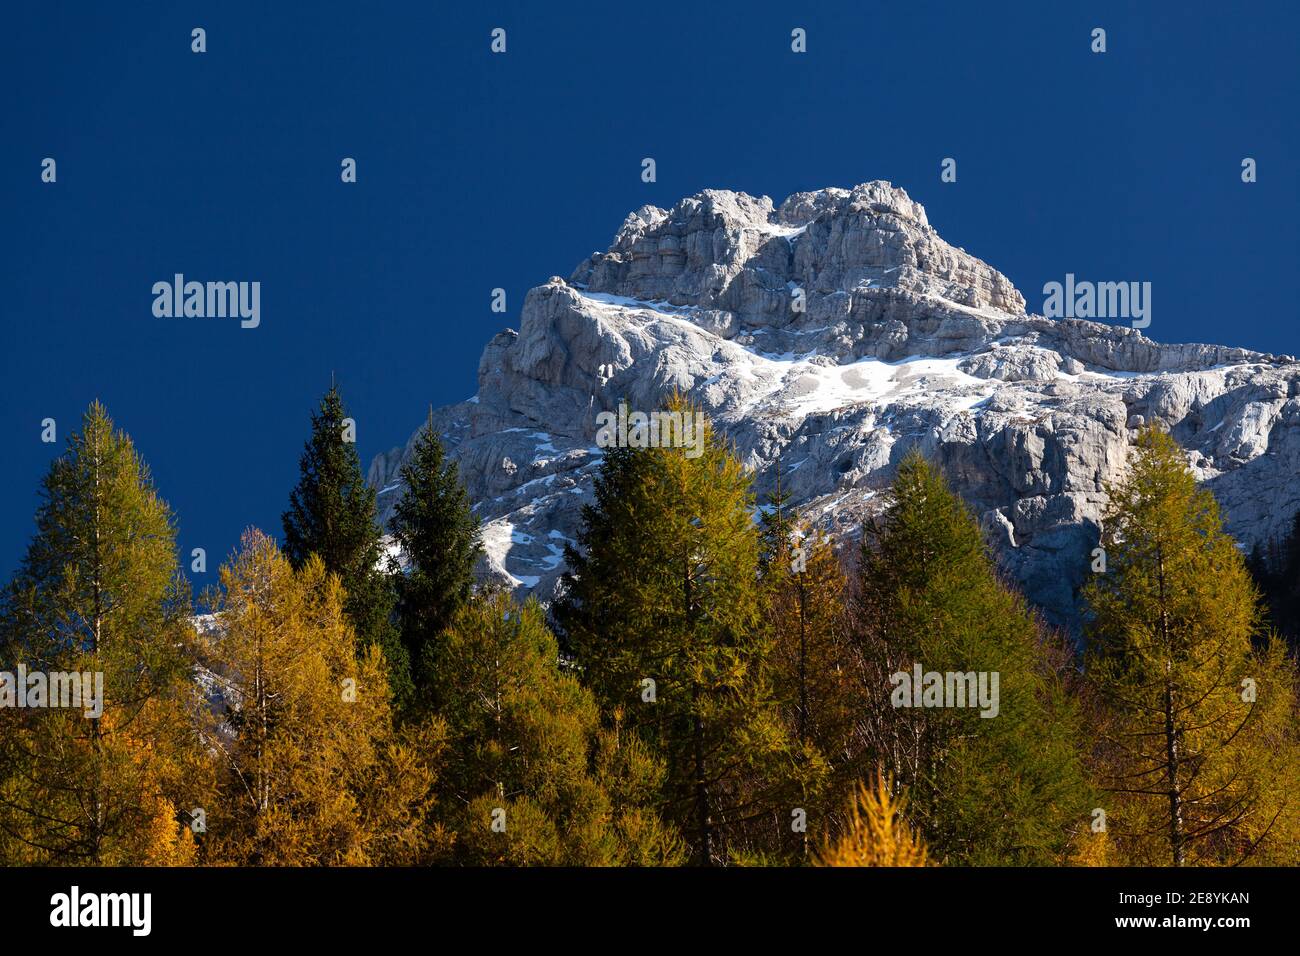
2;1;1296;582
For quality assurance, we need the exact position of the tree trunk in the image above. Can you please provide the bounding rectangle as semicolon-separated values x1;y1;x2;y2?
89;428;105;864
1157;547;1185;866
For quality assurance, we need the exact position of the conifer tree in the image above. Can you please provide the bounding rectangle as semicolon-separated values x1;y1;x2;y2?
557;395;791;865
856;450;1094;865
389;410;482;702
758;456;796;573
1084;426;1300;866
430;591;682;866
197;530;448;865
0;402;203;865
1246;508;1300;651
815;772;929;867
282;383;411;705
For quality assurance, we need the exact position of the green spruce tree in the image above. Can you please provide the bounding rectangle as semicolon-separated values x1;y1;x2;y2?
282;383;411;705
389;409;482;704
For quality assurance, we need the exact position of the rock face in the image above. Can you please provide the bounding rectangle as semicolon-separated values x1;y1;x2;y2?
369;182;1300;635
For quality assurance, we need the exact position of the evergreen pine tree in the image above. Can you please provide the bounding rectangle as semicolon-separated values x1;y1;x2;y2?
556;395;792;864
0;402;203;864
856;450;1094;865
282;383;411;705
389;409;482;702
1084;426;1300;865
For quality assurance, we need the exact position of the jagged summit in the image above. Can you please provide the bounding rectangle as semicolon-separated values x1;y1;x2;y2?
572;181;1025;325
371;183;1300;633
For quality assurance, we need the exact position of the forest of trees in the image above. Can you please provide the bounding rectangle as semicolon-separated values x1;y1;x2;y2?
1;390;1298;867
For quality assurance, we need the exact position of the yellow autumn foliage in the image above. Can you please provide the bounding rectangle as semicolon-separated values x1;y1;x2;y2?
816;772;929;867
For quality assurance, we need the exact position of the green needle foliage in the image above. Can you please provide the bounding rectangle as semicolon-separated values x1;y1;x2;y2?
557;395;792;865
428;592;682;866
389;413;482;705
283;384;411;706
1246;508;1300;651
856;450;1094;865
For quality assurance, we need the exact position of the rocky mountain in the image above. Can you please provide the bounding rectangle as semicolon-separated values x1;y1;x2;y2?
368;181;1300;634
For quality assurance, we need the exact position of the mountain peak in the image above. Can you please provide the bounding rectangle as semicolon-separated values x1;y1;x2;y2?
570;181;1025;324
373;182;1300;635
